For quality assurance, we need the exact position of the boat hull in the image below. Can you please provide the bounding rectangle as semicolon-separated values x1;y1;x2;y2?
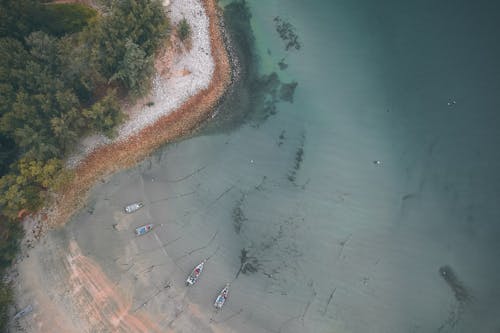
135;223;154;235
186;261;205;286
214;285;229;309
124;202;144;213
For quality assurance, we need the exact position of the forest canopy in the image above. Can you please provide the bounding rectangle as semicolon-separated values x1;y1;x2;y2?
0;0;168;280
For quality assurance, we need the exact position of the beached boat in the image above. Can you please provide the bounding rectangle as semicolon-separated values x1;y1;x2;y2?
124;202;144;213
214;284;229;309
186;260;206;286
135;223;154;236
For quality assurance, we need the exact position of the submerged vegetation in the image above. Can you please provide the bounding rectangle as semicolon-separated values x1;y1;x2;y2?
273;16;301;51
288;132;305;182
0;0;169;323
201;0;299;135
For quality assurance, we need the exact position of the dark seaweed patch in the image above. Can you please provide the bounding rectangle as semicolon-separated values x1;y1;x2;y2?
278;58;288;70
199;1;299;134
439;265;471;304
294;147;304;170
277;130;286;146
235;214;304;287
249;73;298;125
236;248;259;278
288;132;305;182
279;81;298;103
273;16;301;51
232;194;247;234
437;265;471;332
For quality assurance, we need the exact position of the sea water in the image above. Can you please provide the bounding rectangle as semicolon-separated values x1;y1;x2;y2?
70;0;500;332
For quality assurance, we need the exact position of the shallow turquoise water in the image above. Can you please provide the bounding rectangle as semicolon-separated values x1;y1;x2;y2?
72;1;500;332
201;1;500;331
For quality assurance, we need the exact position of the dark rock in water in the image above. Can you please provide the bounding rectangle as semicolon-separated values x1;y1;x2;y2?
280;81;298;103
294;147;304;171
288;132;306;182
402;193;417;201
439;265;471;304
278;130;286;146
273;16;301;51
278;58;288;70
255;72;280;99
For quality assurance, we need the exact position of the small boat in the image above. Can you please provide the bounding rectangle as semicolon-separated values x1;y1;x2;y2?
124;202;144;213
13;304;33;320
186;260;206;286
214;284;229;309
135;223;154;236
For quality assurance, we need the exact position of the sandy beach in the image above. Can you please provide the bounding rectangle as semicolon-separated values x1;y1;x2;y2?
10;0;233;331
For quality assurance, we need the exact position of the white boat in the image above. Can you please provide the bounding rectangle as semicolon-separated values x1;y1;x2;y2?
186;260;206;286
135;223;154;236
214;284;229;309
124;202;144;213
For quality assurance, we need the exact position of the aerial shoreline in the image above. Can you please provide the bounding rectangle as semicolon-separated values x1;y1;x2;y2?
46;0;232;230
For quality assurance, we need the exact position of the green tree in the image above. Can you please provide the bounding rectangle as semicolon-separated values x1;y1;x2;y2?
177;18;191;42
0;38;30;116
83;90;125;138
0;0;41;40
87;0;168;90
40;3;97;37
0;134;17;176
0;218;22;268
0;158;71;219
0;280;13;332
109;39;153;97
25;31;60;72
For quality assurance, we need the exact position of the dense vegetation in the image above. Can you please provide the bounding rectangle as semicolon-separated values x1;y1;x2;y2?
178;18;191;42
0;0;169;326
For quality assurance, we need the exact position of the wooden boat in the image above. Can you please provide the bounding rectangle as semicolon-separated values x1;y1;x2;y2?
135;223;154;236
124;202;144;213
214;284;229;309
186;260;206;286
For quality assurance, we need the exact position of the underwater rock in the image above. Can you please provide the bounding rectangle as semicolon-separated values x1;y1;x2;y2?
279;81;298;103
288;132;306;182
278;58;288;70
273;16;301;51
439;265;471;304
278;130;286;146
